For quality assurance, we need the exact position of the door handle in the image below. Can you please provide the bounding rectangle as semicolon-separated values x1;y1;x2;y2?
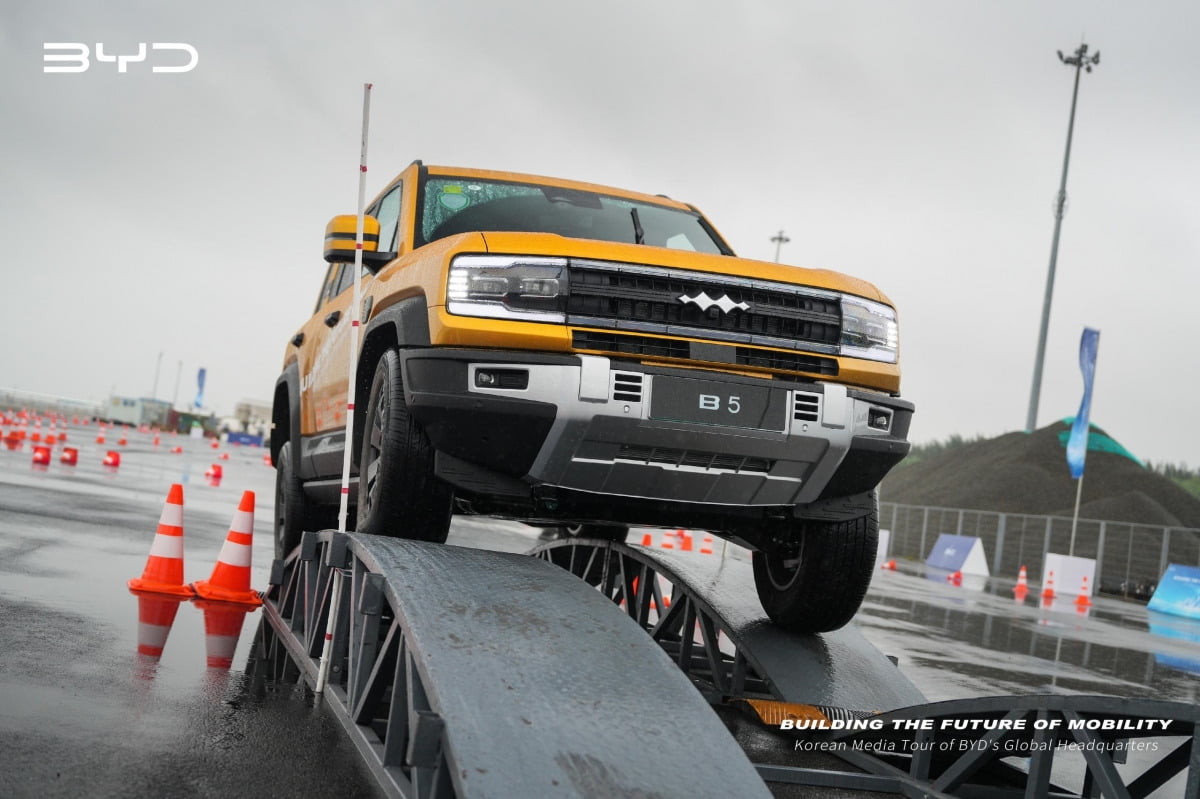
324;310;341;327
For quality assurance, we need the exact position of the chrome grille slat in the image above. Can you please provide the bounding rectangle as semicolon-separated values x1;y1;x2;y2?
567;263;841;348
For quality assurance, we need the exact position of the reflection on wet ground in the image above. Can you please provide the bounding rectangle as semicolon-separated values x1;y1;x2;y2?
858;565;1200;705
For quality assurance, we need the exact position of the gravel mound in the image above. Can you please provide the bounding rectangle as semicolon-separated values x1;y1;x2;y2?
880;421;1200;529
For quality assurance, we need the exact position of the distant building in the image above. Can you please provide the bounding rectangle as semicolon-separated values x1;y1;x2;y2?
105;396;172;427
233;399;271;438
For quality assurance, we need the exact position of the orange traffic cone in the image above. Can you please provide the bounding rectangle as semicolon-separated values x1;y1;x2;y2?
700;535;714;555
60;447;78;465
132;594;185;658
1041;570;1056;601
31;445;51;466
678;530;692;552
1014;565;1029;599
881;559;897;571
191;491;263;606
640;532;653;547
1074;575;1093;608
661;530;675;550
128;484;195;598
194;599;250;669
102;450;121;468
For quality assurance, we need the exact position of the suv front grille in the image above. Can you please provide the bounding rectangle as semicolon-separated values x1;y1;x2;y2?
566;262;841;351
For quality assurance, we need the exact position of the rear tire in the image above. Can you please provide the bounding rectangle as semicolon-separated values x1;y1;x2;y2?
752;501;878;633
274;443;333;559
357;349;453;542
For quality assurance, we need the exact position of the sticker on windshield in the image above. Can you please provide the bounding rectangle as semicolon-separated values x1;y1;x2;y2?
439;185;470;210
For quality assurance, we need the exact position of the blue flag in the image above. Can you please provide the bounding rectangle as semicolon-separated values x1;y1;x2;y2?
194;367;207;410
1066;328;1100;479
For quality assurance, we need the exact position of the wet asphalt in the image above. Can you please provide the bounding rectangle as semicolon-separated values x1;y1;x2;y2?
1;425;1197;798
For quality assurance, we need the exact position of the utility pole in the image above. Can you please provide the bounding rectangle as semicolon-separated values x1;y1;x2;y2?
770;229;790;263
1025;42;1100;433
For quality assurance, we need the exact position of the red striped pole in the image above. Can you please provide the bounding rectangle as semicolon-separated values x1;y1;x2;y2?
317;82;372;696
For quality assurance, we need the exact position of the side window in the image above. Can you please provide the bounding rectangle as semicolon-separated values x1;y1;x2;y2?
333;263;355;297
314;264;340;312
375;185;402;252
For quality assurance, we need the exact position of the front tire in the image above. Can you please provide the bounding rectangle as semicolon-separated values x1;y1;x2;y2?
356;349;453;542
752;502;878;634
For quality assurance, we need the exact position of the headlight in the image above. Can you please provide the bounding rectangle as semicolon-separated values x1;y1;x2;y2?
446;255;568;323
840;295;898;363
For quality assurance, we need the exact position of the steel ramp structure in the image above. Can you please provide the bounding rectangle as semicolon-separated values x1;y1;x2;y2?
530;537;927;713
531;538;1200;798
260;531;1200;798
259;530;771;799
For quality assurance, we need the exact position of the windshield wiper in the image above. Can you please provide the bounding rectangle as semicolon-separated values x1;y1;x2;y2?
630;208;645;245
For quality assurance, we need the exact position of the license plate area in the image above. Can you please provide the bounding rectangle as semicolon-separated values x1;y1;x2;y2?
649;376;787;431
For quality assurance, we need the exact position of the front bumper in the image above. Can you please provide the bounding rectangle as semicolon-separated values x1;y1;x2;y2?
401;348;912;510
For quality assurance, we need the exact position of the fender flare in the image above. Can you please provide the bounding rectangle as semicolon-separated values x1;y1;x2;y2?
272;362;302;473
352;295;431;459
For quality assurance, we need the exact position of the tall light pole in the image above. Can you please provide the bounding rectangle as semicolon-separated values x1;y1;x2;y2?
770;229;790;263
1025;42;1100;433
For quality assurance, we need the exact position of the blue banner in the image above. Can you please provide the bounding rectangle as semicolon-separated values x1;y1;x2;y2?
1066;328;1100;479
194;367;207;410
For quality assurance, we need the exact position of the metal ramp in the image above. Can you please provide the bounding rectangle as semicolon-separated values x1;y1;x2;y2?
259;531;1200;798
258;530;771;798
530;537;926;712
531;538;1200;798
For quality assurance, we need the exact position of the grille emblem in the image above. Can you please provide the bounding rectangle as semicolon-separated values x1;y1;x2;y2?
678;291;750;314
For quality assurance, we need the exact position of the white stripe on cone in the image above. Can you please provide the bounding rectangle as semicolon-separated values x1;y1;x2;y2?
216;540;252;568
138;622;171;654
158;503;183;527
229;509;253;534
206;634;238;668
148;533;184;558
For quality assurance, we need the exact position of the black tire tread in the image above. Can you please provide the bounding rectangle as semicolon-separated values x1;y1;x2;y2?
357;349;452;542
752;501;878;633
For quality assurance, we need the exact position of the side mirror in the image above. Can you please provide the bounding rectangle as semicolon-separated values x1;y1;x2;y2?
323;214;396;273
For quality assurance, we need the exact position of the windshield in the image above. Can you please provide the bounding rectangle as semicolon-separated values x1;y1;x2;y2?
419;175;726;254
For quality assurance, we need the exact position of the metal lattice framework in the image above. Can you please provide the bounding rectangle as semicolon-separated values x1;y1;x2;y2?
258;530;772;799
532;538;1200;798
534;537;770;702
261;531;456;798
529;537;927;715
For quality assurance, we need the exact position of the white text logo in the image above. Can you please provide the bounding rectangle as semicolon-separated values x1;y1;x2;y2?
43;43;199;74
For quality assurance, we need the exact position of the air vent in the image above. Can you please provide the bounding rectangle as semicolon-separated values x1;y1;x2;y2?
615;445;772;474
612;372;644;403
793;392;820;422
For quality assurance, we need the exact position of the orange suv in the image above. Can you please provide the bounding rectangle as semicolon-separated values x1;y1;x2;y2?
271;161;913;632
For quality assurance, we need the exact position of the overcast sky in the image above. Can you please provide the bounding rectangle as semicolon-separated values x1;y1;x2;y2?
2;1;1198;467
